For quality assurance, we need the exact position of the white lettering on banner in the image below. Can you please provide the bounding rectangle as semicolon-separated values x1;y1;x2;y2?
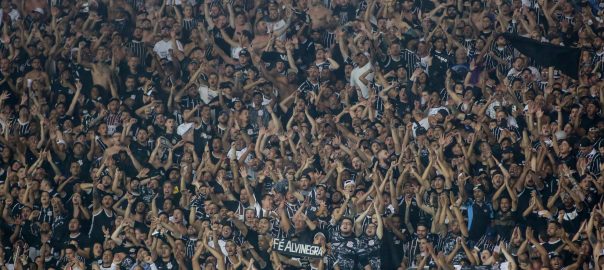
271;238;323;258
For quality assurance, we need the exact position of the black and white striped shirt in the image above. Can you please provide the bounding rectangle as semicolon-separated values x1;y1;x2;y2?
10;118;30;137
298;79;320;94
370;81;385;119
459;38;476;51
182;236;198;257
126;40;148;66
105;112;122;135
486;44;514;73
182;18;199;33
96;136;109;151
322;31;337;49
592;51;604;72
180;95;203;111
588;153;602;176
490;125;520;142
401;49;421;74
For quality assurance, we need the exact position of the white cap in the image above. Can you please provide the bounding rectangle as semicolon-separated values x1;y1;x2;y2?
33;8;44;14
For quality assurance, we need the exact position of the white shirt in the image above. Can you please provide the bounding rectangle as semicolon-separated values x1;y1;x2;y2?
0;9;19;26
350;62;373;99
412;118;430;137
197;85;217;104
153;39;183;61
266;19;287;40
230;46;243;59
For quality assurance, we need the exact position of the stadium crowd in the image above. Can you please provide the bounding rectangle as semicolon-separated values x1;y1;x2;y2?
0;0;603;269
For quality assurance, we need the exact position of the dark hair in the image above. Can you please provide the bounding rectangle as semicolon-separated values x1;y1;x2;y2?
64;244;77;251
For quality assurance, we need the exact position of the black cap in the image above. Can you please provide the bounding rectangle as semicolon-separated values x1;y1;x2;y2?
219;82;233;89
549;251;562;259
437;109;449;118
239;49;250;57
416;126;427;136
579;137;593;148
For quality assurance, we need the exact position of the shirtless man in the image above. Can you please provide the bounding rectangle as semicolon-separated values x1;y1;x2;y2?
76;42;118;99
469;0;490;31
306;0;332;30
23;58;50;92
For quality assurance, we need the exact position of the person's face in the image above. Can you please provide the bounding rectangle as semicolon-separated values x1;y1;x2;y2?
102;195;113;208
365;223;377;236
480;250;491;264
125;78;136;89
190;104;205;118
69;162;81;176
471;1;481;11
225;241;236;255
268;6;279;19
0;59;9;71
68;218;80;233
102;250;113;264
370;142;381;154
161;244;171;257
499;197;511;212
547;223;558;237
481;16;491;29
65;248;75;261
354;53;369;67
262;196;273;209
559;140;571;154
244;208;255;221
239;189;249;203
389;43;401;56
550;256;563;269
473;188;485;201
462;25;472;37
0;0;9;9
315;49;325;60
587;129;599;141
217;224;232;239
433;177;444;189
31;58;42;69
238;109;249;122
587;103;598;116
308;67;319;79
416;225;428;239
162;182;173;196
258;218;270;233
513;58;525;70
419;239;429;251
580;176;592;190
135;201;145;213
340;219;353;233
41;192;50;204
92;243;103;257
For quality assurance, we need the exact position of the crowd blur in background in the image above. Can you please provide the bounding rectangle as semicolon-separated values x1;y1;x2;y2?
0;0;603;269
